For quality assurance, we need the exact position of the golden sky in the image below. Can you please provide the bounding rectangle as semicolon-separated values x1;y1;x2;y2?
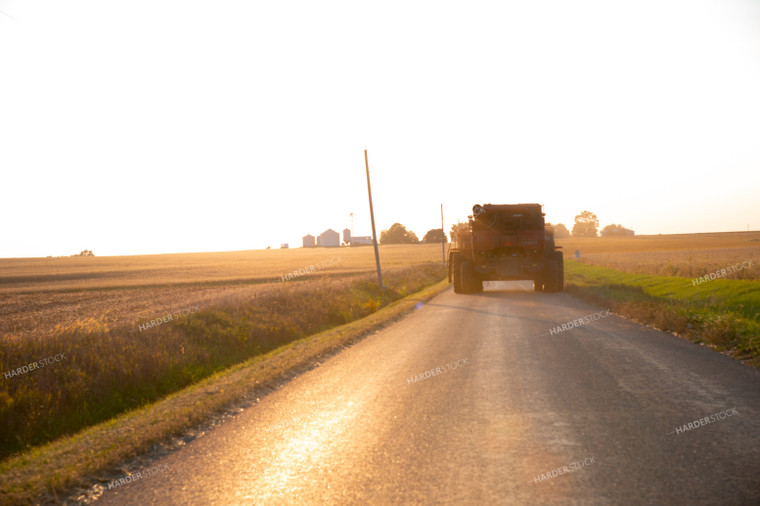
1;0;759;257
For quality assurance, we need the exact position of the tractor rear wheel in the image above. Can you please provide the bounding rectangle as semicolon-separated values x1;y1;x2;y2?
555;252;564;291
460;261;479;294
452;256;463;293
543;260;560;293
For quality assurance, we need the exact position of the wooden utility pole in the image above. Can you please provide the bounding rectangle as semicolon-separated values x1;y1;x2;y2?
441;203;446;265
364;149;384;290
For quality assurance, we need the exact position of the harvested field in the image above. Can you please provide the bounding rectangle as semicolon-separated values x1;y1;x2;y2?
556;230;760;254
0;256;446;458
557;231;760;280
0;244;444;341
0;244;443;293
574;247;759;280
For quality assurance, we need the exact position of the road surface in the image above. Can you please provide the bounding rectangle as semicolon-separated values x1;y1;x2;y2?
93;281;760;505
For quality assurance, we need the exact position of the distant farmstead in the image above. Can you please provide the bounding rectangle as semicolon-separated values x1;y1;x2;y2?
342;228;373;246
316;229;340;247
302;234;316;248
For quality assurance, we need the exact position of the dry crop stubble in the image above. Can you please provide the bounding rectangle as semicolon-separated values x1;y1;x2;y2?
0;265;445;457
0;243;445;459
0;244;443;293
556;230;760;254
0;244;444;340
0;283;273;341
574;247;760;280
556;231;760;280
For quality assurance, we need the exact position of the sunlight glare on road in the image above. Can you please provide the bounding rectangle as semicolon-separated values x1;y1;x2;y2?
250;400;359;502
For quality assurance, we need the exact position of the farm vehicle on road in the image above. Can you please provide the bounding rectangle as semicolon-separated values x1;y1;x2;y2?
448;203;564;294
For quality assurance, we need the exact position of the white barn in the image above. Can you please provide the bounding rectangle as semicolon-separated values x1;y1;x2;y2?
317;229;340;247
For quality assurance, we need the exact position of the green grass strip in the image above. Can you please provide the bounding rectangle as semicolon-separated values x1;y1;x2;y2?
565;260;760;364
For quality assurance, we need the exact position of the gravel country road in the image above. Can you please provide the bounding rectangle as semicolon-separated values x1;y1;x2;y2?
93;281;760;505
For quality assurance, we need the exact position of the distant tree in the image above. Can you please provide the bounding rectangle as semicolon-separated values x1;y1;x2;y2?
422;228;447;244
78;249;94;257
600;224;635;237
449;222;469;241
572;211;599;237
552;223;570;238
380;223;419;244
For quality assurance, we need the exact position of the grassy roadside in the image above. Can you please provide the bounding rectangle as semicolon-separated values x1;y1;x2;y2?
564;260;760;366
0;276;452;505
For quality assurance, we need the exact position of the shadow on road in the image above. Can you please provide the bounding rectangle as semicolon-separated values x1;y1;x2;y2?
425;283;577;323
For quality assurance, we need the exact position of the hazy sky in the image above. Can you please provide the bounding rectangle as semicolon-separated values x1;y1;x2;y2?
2;0;759;257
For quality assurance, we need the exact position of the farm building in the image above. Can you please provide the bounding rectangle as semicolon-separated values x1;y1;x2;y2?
302;234;316;248
316;229;340;247
351;236;373;245
343;228;373;246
